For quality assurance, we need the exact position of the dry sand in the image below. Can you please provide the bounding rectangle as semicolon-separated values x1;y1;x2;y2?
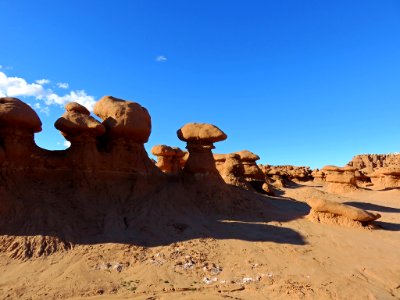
0;182;399;300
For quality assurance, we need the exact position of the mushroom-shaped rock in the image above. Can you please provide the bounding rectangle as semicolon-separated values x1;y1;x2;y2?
370;167;400;189
55;102;105;141
0;97;42;162
177;123;227;144
312;169;325;183
306;197;381;226
322;165;357;193
151;145;185;174
177;123;227;174
0;97;42;133
235;150;264;181
93;96;151;143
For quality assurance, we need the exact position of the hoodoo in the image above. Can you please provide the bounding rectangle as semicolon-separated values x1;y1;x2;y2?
93;96;156;173
0;97;42;163
151;145;185;174
177;123;227;174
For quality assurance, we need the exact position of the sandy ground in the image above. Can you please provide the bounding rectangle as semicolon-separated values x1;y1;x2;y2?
0;182;399;300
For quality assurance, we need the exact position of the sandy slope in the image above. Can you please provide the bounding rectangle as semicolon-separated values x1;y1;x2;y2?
0;183;399;300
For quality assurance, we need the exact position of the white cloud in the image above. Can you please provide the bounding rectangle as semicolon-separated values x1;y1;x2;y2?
33;102;50;116
57;82;69;89
0;70;96;111
156;55;167;62
36;79;50;85
63;141;71;147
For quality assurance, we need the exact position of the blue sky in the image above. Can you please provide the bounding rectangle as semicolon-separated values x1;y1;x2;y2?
1;0;399;168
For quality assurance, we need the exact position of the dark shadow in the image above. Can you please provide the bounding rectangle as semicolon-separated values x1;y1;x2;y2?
374;221;400;231
344;201;400;213
0;171;309;248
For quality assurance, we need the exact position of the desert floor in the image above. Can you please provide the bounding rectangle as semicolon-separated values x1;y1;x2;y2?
0;182;399;300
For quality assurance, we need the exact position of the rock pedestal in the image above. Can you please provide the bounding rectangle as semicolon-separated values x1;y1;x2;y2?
177;123;227;174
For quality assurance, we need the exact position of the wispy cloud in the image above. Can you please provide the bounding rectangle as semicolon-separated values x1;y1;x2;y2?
36;79;50;85
156;55;167;62
63;141;71;147
0;71;96;111
57;82;69;89
33;102;50;116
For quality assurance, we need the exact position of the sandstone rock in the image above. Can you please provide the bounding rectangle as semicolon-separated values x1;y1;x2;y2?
306;197;380;222
322;165;357;193
370;167;400;189
177;123;227;174
55;102;105;141
311;169;325;183
93;96;151;142
348;154;400;170
0;97;42;133
151;145;185;174
177;123;227;143
235;150;264;181
0;97;42;162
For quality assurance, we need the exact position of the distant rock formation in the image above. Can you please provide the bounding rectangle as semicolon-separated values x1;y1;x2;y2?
260;165;313;188
322;165;358;193
347;154;400;190
348;154;400;170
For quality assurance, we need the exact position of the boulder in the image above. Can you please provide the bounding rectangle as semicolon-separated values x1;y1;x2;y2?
306;197;381;226
0;97;42;133
93;96;151;143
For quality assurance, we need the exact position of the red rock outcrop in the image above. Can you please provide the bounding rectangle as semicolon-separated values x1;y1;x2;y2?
322;165;358;193
311;169;325;183
151;145;185;174
54;102;105;169
0;97;42;163
93;96;157;173
348;154;400;170
177;123;227;174
1;96;276;259
369;167;400;189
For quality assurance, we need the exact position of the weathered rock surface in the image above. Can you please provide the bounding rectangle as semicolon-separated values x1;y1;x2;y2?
151;145;185;174
306;197;380;227
322;165;358;193
94;95;151;142
177;123;227;174
0;97;275;260
348;154;400;170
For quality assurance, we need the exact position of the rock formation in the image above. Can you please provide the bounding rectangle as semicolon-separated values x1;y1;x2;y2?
54;102;105;169
261;165;312;182
1;96;275;259
213;153;249;189
93;96;157;173
322;165;358;193
151;145;185;174
311;169;325;183
348;154;400;170
0;97;42;163
306;197;381;227
369;167;400;189
177;123;227;174
234;150;273;193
